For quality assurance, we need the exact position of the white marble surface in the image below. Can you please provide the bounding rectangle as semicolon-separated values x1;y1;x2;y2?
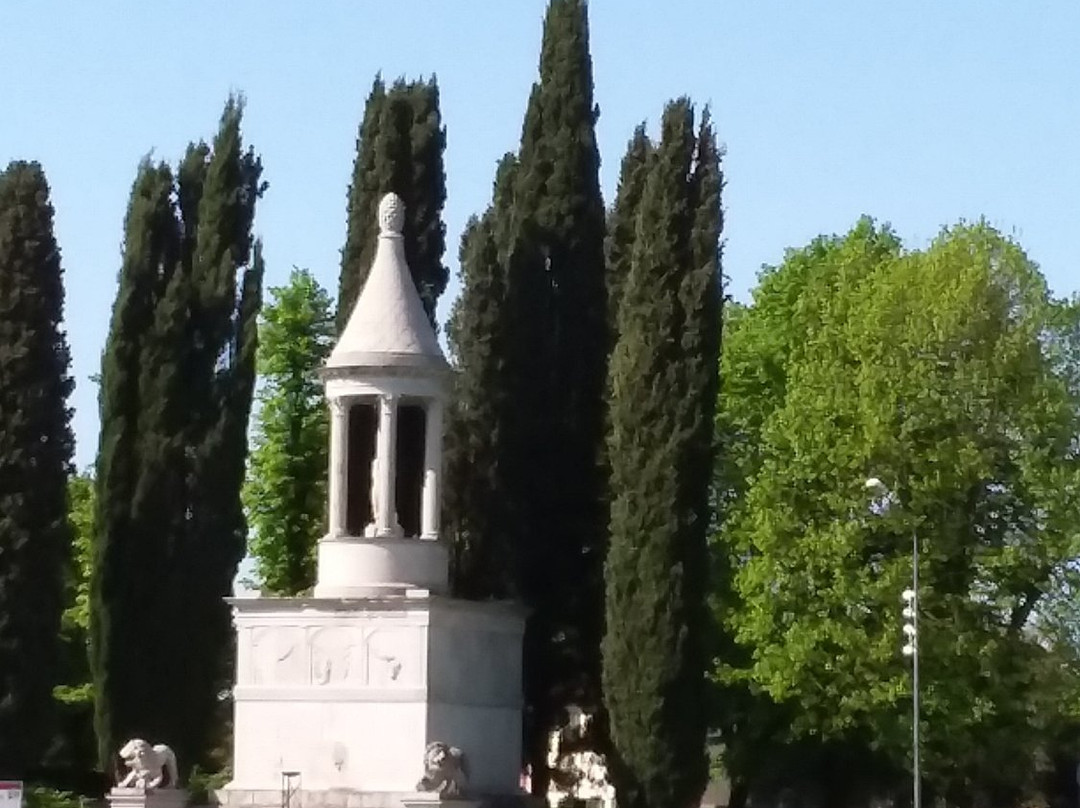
319;194;451;591
313;538;449;598
107;788;187;808
225;596;525;796
225;194;526;807
328;194;447;372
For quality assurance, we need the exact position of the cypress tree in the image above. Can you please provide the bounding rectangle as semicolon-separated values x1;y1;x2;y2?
602;99;724;808
92;99;264;771
336;77;386;331
500;0;609;789
683;108;724;534
605;125;652;335
445;155;517;599
336;76;447;330
91;158;176;766
181;101;264;772
0;161;75;776
445;0;609;786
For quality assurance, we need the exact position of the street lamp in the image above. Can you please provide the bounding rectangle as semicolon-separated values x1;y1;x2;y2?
866;477;921;808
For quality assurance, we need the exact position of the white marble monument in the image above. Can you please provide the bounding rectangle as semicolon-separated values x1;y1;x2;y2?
219;194;526;808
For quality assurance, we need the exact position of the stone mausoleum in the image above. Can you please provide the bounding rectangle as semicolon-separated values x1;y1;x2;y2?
219;194;526;808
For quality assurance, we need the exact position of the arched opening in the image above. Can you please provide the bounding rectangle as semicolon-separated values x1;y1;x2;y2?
345;400;377;535
395;403;426;537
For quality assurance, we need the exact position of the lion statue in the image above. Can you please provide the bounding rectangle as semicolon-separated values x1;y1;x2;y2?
117;738;179;790
416;741;469;798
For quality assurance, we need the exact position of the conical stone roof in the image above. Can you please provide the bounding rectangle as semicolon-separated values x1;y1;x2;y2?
327;193;448;372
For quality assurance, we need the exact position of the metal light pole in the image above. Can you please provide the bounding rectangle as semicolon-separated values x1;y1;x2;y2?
866;478;920;808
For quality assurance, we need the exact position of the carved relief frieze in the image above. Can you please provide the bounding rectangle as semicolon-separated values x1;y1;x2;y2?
250;626;306;686
309;626;365;686
366;628;418;687
245;621;422;690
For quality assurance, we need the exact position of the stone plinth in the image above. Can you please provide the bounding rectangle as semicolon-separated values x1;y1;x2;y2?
222;594;525;800
314;538;449;598
107;788;187;808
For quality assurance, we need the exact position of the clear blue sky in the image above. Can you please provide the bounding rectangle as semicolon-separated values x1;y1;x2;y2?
2;1;1077;469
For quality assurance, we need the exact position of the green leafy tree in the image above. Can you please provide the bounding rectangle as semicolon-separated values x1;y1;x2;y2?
603;99;723;808
63;473;95;637
92;98;264;772
244;268;334;595
48;470;97;769
0;161;76;776
714;220;1080;806
337;75;447;331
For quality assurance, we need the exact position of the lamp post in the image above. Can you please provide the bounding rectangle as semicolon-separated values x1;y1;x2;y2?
866;477;921;808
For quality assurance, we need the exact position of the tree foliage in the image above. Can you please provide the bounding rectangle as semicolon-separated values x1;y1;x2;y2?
244;268;334;595
0;161;76;776
603;99;723;808
63;472;95;638
447;0;610;788
714;220;1080;806
604;124;652;336
51;470;96;769
445;155;517;599
91;97;264;772
505;0;611;787
336;75;447;331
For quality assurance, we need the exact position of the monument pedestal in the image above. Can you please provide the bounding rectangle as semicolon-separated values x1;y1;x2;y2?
221;592;525;806
107;788;188;808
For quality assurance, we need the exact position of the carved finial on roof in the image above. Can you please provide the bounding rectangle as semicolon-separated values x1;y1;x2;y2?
327;190;447;371
378;193;405;236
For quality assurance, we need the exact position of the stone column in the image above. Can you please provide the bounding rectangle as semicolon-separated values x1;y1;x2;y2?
421;399;444;539
327;397;348;537
375;393;400;537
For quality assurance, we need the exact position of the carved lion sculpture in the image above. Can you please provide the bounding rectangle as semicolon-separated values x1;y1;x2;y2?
117;738;179;790
416;741;469;798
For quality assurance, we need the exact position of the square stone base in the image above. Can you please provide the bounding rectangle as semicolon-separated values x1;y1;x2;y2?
108;788;188;808
227;595;525;795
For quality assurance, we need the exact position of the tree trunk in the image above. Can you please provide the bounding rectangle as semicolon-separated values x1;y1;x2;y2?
727;780;749;808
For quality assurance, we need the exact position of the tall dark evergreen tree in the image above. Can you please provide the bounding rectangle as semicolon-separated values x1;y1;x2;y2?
501;0;610;789
602;99;724;808
445;155;517;599
0;161;76;776
446;0;609;787
91;157;174;768
336;75;447;330
91;98;264;771
605;124;652;335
